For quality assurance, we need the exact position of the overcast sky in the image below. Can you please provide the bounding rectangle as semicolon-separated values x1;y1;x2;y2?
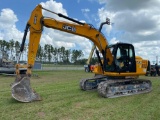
0;0;160;64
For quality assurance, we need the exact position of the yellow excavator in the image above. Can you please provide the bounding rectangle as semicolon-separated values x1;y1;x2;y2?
11;4;152;102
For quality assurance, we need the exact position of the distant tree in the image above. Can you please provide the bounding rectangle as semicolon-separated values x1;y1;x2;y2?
0;40;2;51
60;46;65;62
23;43;28;61
36;45;43;62
48;45;52;62
15;41;20;61
44;44;52;62
51;47;56;62
2;40;7;51
57;47;61;62
75;58;87;65
9;39;15;59
43;52;47;62
64;49;71;64
71;49;84;64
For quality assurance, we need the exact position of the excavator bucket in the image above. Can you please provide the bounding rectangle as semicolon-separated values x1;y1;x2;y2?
11;76;41;102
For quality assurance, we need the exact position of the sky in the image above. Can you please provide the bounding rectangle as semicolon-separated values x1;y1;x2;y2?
0;0;160;64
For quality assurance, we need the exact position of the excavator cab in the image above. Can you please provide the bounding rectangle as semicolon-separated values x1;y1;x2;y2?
104;43;136;73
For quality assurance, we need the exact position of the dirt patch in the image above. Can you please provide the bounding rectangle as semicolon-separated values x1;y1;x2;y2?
37;112;45;118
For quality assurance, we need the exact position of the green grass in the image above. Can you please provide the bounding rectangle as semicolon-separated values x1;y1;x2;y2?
0;70;160;120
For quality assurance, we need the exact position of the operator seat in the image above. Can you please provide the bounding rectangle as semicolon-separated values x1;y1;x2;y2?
116;49;128;72
121;49;128;71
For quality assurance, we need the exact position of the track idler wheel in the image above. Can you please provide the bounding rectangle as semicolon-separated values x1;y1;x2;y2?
11;76;41;102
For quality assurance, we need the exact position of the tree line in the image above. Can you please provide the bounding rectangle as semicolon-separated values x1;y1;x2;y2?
0;39;88;65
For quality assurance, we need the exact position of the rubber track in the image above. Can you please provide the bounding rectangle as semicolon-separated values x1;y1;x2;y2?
79;75;107;90
97;79;152;98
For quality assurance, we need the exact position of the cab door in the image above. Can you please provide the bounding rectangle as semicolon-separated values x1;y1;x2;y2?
114;43;136;72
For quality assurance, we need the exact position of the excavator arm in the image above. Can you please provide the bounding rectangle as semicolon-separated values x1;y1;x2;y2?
11;4;112;102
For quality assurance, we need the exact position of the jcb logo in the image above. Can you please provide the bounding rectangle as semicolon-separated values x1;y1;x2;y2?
137;61;142;64
63;25;76;32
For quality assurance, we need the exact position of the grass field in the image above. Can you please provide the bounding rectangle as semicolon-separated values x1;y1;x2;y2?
0;70;160;120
